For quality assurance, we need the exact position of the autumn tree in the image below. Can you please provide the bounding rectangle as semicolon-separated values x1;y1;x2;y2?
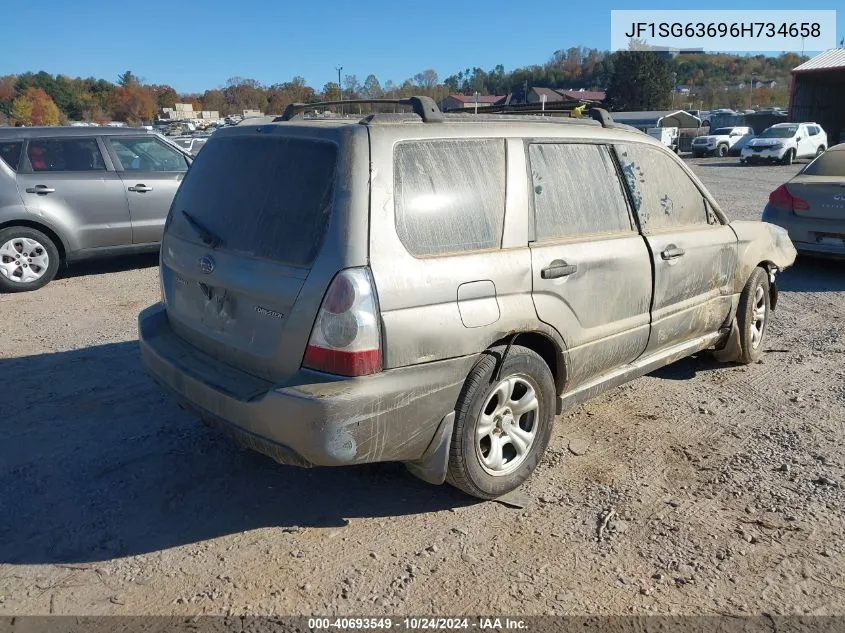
112;83;156;124
151;84;178;110
11;88;60;125
11;95;33;125
224;77;268;113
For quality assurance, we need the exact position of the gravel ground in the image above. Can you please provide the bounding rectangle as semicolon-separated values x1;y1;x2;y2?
1;157;843;617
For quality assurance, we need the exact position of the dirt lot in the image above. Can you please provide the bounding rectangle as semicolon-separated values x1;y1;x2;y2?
1;157;843;617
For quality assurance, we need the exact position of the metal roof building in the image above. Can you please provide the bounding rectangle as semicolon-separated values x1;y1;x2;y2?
789;49;845;145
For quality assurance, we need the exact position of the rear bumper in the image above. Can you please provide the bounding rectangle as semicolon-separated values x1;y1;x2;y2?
761;209;845;258
139;304;473;467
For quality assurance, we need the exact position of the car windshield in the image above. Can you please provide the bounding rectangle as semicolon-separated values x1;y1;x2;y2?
760;126;798;139
802;148;845;176
712;128;734;136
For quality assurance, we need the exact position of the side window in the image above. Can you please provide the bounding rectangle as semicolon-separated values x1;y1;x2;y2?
394;139;506;257
0;141;23;171
108;137;189;172
529;143;632;240
26;138;106;172
615;143;710;231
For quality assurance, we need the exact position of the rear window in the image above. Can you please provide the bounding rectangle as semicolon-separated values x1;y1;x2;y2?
0;141;23;171
394;139;506;257
168;136;337;267
802;148;845;176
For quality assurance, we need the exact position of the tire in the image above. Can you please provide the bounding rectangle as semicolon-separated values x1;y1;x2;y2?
717;144;728;157
736;267;771;365
0;226;60;293
816;145;826;157
781;149;795;165
446;345;555;499
692;151;702;158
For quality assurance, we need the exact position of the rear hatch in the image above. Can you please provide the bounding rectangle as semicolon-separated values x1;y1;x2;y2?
160;129;341;382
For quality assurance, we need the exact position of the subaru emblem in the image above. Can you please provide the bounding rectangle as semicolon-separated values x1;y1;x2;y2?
198;255;215;274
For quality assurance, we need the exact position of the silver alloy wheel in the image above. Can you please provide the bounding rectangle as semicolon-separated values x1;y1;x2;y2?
750;284;767;349
0;237;50;284
475;374;539;476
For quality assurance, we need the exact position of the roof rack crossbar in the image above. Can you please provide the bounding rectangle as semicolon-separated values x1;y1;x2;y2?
588;108;614;128
277;96;443;123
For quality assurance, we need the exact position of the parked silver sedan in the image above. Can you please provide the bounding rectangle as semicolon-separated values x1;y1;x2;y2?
762;143;845;258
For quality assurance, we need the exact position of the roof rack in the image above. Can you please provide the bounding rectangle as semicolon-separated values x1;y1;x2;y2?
277;96;444;123
442;101;615;128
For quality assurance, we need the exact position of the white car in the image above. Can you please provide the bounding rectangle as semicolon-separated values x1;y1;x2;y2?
741;122;828;165
691;126;755;157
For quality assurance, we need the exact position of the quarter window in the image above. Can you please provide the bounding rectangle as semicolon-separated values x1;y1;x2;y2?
394;139;506;257
26;138;106;172
0;141;23;171
109;137;189;172
615;143;710;231
529;143;632;240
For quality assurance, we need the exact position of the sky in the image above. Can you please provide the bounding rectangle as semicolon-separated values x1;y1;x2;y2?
3;0;843;94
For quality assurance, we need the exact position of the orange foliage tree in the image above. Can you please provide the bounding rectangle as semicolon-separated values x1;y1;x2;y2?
111;83;156;124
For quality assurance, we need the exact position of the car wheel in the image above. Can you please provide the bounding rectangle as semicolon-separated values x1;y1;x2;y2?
692;151;701;158
717;144;728;157
781;149;795;165
816;145;826;156
736;267;770;365
0;226;60;293
446;345;555;500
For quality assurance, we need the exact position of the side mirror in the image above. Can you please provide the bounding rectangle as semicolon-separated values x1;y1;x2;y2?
796;136;802;141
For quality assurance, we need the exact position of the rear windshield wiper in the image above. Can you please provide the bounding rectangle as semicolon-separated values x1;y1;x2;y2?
181;210;221;249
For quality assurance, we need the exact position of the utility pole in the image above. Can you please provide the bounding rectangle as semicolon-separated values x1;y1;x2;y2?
336;66;343;115
750;72;756;108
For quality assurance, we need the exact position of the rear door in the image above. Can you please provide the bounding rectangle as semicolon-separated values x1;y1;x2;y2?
106;135;190;244
797;125;816;158
528;142;652;387
615;142;737;355
160;131;346;382
16;136;131;249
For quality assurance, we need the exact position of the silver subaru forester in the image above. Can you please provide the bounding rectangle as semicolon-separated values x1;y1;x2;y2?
139;97;796;499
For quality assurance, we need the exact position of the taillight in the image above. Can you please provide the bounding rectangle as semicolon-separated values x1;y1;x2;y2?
768;184;809;213
302;268;382;376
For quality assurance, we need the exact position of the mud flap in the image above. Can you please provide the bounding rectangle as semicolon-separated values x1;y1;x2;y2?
712;318;742;363
769;278;779;312
405;412;455;485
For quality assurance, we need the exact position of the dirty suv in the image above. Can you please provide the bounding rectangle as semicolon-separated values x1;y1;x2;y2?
139;97;797;500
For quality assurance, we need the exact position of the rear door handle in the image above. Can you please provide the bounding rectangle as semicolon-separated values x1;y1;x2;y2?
661;245;686;260
541;260;578;279
25;185;55;194
128;184;154;193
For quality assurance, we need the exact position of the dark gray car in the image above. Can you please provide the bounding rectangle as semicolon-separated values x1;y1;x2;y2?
762;143;845;258
0;126;192;292
138;98;797;500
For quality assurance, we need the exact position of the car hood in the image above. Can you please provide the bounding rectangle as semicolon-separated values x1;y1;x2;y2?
730;221;797;289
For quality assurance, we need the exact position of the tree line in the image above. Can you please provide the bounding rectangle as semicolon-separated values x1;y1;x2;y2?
0;49;805;126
